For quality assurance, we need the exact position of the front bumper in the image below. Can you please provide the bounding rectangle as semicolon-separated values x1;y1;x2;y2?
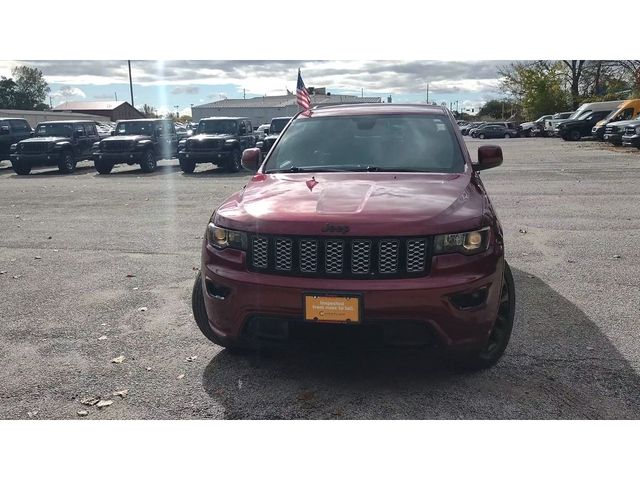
10;152;60;165
603;133;623;144
178;150;232;164
592;126;605;140
92;151;145;164
200;241;505;350
621;134;640;147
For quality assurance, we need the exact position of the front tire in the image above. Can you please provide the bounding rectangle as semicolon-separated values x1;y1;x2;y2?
58;150;76;174
192;271;247;352
478;133;486;139
12;162;31;175
565;129;581;141
226;149;241;173
179;158;196;173
139;149;157;173
95;159;113;174
504;133;511;139
454;261;515;371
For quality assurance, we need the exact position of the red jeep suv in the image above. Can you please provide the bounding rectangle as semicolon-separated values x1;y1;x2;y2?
192;104;515;369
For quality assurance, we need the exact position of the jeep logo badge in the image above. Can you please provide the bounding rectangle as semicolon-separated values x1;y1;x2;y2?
321;224;350;234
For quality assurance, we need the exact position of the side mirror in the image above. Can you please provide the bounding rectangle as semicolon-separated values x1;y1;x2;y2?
0;126;9;135
473;145;503;171
110;130;116;136
241;148;262;172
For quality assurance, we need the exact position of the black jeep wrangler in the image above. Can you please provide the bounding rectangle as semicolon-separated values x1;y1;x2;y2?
257;116;291;154
0;118;32;160
92;119;178;174
10;120;100;175
177;117;255;173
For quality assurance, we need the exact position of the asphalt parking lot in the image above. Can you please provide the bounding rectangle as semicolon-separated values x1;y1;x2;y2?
1;137;639;419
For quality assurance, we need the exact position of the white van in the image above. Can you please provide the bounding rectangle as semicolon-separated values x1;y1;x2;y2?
551;100;624;136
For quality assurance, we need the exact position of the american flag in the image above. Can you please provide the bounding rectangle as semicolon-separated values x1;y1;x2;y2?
296;68;311;115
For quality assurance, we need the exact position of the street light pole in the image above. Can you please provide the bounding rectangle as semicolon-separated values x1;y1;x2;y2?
128;60;134;107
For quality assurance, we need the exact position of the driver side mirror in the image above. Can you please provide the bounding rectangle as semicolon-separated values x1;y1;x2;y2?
473;145;503;171
110;130;116;135
241;148;262;172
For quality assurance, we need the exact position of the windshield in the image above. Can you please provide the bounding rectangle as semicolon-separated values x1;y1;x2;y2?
116;121;155;135
35;123;73;137
264;114;465;174
576;110;593;120
197;120;237;135
569;109;587;120
270;118;291;134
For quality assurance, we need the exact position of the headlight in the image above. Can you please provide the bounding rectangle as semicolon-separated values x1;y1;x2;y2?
636;127;640;134
10;143;17;152
433;227;490;255
206;223;247;250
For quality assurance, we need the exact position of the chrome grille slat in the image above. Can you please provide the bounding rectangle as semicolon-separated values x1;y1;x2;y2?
252;237;269;269
379;240;399;273
406;239;427;272
325;240;344;274
274;238;292;271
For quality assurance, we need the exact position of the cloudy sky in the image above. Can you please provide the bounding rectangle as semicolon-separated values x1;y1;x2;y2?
0;60;510;116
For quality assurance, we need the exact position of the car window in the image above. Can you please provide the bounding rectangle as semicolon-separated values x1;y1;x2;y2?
35;123;74;137
85;123;97;136
75;124;86;136
197;119;237;135
265;114;465;174
116;121;155;135
0;120;9;129
9;120;30;133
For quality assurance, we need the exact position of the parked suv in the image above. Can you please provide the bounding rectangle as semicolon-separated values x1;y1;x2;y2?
520;115;552;137
0;118;32;160
10;120;100;175
178;117;255;173
603;113;640;146
257;116;292;154
92;119;178;174
556;110;613;141
191;104;515;370
621;120;640;148
473;124;517;139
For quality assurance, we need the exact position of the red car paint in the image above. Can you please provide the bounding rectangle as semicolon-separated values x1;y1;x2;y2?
198;104;506;351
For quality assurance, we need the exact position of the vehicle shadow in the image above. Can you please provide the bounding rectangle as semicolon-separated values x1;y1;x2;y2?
97;163;182;177
201;267;640;419
7;165;96;177
183;165;252;178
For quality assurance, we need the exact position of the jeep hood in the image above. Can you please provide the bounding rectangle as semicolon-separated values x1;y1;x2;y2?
189;133;234;140
21;136;69;143
103;135;150;142
215;172;484;236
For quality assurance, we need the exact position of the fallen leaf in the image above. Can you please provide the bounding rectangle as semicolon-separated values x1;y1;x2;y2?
138;307;148;312
100;323;107;326
80;396;100;406
132;287;139;290
518;229;527;234
96;400;113;409
586;346;594;351
567;260;576;264
12;275;21;279
47;236;52;240
186;355;197;362
612;254;622;259
177;374;185;379
111;355;125;364
98;336;107;341
27;411;38;418
146;367;152;371
0;271;6;275
53;249;59;252
527;275;535;279
126;274;136;278
77;410;89;417
192;267;199;271
34;256;42;260
113;389;128;398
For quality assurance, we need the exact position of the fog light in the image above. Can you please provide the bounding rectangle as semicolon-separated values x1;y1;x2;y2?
450;287;489;310
129;154;134;159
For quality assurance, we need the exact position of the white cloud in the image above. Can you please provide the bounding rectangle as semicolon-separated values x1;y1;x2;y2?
50;86;86;99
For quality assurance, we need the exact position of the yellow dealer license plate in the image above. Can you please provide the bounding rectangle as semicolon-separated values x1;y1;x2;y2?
304;294;361;323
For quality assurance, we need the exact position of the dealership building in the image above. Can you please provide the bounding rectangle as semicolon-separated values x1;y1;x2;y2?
192;91;382;128
52;101;144;122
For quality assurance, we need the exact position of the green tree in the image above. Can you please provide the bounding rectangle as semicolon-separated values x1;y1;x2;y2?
499;61;570;120
478;99;518;119
0;77;19;108
11;66;50;110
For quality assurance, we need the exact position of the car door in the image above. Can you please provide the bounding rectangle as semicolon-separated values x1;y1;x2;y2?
84;123;100;155
9;119;32;144
238;120;253;149
73;124;90;158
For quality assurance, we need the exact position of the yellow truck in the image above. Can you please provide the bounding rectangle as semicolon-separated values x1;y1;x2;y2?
592;99;640;140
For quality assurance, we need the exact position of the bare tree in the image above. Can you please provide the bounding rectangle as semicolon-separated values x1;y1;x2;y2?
617;61;640;92
562;61;587;109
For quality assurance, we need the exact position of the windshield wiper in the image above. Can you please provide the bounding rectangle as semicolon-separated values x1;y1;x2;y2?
266;166;358;173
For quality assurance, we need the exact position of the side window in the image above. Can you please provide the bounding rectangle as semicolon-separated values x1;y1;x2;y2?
0;120;8;129
9;120;29;133
85;123;97;136
245;120;252;133
75;124;86;136
620;108;634;121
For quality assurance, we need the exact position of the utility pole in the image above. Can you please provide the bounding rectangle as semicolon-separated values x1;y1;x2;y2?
128;60;134;107
49;96;52;108
243;88;246;100
361;88;364;98
114;92;118;101
426;84;429;104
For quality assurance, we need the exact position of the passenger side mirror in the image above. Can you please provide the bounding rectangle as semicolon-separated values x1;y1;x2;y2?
474;145;503;171
241;148;262;172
